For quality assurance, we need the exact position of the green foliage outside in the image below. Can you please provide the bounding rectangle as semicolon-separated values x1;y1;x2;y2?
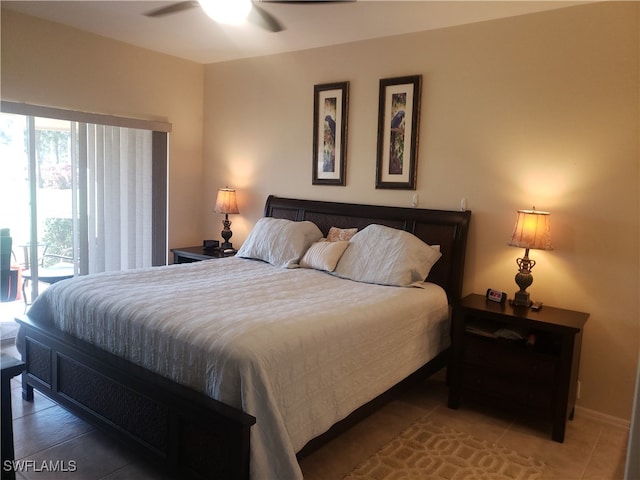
42;218;73;266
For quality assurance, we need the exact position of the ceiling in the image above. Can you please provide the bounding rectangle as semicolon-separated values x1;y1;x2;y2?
3;1;589;64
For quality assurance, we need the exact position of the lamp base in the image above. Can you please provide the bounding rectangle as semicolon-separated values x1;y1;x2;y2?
512;249;535;308
220;216;234;252
511;290;532;308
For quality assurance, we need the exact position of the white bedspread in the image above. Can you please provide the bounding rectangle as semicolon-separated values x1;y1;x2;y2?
27;257;450;480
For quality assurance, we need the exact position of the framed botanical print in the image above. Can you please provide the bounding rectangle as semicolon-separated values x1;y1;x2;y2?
375;75;422;189
312;81;349;186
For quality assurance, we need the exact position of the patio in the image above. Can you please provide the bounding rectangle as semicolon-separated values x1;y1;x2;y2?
0;300;23;347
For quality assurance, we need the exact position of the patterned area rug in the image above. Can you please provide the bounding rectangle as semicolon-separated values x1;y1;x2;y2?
344;418;545;480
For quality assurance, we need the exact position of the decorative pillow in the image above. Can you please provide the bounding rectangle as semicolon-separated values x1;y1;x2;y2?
326;226;358;242
300;240;350;272
236;217;323;268
333;224;442;287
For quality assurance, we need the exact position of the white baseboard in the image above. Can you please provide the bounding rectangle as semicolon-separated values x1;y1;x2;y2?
575;405;630;429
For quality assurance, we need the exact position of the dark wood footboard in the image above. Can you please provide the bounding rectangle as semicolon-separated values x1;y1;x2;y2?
16;316;255;480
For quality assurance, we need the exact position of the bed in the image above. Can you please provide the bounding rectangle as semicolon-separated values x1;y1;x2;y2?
16;195;471;480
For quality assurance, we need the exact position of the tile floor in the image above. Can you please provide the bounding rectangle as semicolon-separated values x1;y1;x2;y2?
1;330;630;480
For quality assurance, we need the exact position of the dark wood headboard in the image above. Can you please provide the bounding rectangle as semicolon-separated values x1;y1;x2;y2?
264;195;471;303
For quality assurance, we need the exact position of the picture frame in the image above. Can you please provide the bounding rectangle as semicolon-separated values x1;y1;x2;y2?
312;81;349;186
375;75;422;189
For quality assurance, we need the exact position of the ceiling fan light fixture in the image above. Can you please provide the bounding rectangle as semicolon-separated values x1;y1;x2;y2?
198;0;252;25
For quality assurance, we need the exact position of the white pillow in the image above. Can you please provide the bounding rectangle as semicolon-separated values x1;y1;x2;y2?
237;217;323;268
300;240;350;272
333;224;442;287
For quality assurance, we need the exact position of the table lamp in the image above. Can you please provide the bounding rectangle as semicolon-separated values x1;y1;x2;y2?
508;207;552;307
214;187;239;251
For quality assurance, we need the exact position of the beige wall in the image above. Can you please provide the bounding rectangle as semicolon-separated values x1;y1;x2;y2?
1;9;206;252
204;2;639;421
2;3;638;422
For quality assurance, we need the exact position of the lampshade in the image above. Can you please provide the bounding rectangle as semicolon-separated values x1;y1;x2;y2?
214;188;239;215
509;208;552;251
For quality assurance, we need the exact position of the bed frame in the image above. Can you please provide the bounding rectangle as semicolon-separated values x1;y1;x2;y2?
16;195;471;480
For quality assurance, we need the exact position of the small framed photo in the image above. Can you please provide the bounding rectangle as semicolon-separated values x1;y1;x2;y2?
375;75;422;190
312;81;349;186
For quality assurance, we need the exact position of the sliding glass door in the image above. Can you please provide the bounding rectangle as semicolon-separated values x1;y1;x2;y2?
0;114;75;301
0;106;168;304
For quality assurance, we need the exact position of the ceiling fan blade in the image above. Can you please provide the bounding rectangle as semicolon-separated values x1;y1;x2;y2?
249;4;285;32
144;1;198;18
249;0;351;32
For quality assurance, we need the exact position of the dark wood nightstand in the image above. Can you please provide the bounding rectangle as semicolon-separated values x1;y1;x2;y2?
170;246;235;264
2;354;26;480
448;293;588;443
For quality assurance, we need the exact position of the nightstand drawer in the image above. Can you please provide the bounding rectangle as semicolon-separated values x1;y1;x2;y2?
464;336;556;381
463;365;554;412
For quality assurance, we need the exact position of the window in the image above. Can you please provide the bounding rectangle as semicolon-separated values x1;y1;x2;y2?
0;102;169;300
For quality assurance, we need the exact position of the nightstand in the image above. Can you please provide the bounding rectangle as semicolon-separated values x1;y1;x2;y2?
2;354;25;480
448;293;588;442
171;246;235;264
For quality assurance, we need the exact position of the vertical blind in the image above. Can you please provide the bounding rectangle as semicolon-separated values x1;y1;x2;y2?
82;125;154;273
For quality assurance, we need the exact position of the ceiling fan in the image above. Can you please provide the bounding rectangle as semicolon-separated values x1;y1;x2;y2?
145;0;351;33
